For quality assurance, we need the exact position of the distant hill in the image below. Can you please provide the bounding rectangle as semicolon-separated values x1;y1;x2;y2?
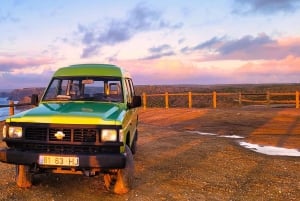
1;83;300;102
0;91;10;98
0;88;45;101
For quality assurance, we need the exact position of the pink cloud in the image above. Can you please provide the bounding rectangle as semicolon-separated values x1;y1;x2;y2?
0;55;55;72
277;37;300;46
115;59;235;84
236;55;300;75
116;55;300;85
194;35;300;61
117;59;196;77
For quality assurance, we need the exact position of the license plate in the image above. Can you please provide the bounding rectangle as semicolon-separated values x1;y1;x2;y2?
39;155;79;166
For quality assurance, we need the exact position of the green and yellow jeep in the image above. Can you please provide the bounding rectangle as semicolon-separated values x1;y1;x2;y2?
0;64;141;194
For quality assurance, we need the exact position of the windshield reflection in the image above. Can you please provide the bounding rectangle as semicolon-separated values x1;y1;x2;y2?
42;77;123;103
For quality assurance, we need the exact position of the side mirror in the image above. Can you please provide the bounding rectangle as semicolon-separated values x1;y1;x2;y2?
31;94;39;106
128;96;142;109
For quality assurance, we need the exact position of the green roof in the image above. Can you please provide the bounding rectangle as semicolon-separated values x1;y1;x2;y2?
53;64;126;77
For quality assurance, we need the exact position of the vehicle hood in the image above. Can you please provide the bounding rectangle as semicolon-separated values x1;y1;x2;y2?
7;102;126;125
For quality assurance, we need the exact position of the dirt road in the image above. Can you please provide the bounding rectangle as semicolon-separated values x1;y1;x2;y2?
0;108;299;201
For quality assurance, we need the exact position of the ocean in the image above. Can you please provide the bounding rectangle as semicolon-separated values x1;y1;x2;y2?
0;97;10;121
0;97;20;121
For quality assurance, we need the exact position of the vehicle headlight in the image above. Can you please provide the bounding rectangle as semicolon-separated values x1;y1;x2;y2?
8;126;23;138
101;129;117;142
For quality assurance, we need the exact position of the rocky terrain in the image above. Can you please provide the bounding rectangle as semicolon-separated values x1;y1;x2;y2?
0;108;299;200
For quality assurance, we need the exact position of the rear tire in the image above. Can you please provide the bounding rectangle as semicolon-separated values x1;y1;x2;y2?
104;145;134;194
16;165;32;188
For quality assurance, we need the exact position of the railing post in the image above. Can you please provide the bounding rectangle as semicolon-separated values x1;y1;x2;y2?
266;90;270;106
165;92;169;109
213;91;217;109
296;91;299;109
142;92;147;109
188;92;192;108
9;100;15;115
238;92;242;106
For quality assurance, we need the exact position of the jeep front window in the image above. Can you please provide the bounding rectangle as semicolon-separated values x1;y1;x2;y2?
43;78;123;102
43;79;71;100
85;80;123;102
43;79;67;100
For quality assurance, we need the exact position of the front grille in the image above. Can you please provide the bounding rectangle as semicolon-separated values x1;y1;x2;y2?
25;127;47;141
74;129;97;142
6;125;123;154
25;127;98;143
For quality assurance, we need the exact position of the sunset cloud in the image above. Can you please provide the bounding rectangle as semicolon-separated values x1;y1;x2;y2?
0;55;54;72
1;1;300;89
189;34;300;61
236;56;300;75
76;2;183;58
0;54;55;88
233;0;300;14
117;59;240;84
141;44;175;60
0;71;53;89
115;54;300;85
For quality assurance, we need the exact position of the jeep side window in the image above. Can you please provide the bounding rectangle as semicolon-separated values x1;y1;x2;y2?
108;82;122;102
128;79;135;96
125;78;134;104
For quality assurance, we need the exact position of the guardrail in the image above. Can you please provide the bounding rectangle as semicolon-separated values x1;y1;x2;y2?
0;91;299;116
141;91;300;109
0;101;32;118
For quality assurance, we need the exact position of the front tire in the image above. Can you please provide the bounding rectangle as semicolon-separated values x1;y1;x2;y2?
104;145;134;194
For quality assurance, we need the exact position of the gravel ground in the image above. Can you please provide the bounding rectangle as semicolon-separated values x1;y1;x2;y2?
0;108;300;201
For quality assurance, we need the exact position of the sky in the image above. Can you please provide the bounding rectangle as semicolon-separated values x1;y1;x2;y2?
1;0;300;89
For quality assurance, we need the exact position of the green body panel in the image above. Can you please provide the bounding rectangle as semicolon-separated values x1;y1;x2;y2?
4;64;140;155
54;64;126;77
7;102;126;125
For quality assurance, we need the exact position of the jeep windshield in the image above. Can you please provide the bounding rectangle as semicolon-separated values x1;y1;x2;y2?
42;77;124;102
